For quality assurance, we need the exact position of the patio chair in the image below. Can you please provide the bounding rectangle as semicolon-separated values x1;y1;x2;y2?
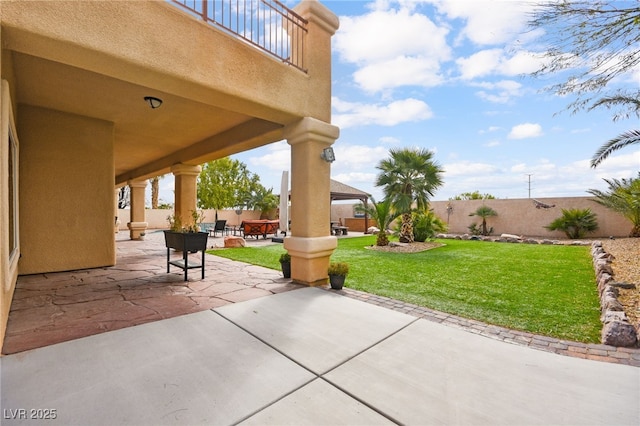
210;219;227;237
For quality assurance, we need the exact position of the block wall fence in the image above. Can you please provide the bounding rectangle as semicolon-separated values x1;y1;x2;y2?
331;197;633;239
120;197;632;238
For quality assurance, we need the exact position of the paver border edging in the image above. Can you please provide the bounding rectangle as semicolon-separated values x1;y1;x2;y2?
325;287;640;367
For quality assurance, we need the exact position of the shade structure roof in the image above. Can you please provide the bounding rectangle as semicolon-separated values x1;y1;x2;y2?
330;179;370;202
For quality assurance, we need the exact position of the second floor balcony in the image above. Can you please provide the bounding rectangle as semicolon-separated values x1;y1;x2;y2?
171;0;308;72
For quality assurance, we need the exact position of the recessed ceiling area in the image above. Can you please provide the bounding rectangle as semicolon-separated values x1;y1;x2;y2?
11;52;259;177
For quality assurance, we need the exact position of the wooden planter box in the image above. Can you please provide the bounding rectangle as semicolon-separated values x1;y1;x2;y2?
163;231;208;281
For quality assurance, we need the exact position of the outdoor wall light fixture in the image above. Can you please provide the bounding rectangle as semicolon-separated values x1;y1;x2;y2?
321;147;335;163
144;96;163;109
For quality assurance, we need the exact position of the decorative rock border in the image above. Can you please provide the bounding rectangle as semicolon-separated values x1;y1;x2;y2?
436;233;592;246
591;241;638;347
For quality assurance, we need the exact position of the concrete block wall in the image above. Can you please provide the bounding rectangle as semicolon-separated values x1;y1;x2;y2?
331;197;633;239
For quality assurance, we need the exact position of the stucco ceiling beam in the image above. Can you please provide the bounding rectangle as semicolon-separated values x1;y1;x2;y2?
115;118;283;185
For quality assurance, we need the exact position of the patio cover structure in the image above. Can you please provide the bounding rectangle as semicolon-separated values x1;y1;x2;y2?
0;0;340;349
330;179;370;231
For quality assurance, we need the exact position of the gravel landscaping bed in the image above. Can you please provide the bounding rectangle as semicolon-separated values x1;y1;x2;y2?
601;238;640;330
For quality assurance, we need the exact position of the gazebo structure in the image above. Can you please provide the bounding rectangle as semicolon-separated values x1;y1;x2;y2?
330;179;370;231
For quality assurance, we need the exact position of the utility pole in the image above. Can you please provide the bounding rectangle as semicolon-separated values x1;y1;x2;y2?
526;174;533;198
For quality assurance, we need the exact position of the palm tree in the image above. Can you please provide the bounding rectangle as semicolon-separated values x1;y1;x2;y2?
590;95;639;168
150;174;165;209
376;148;444;243
354;196;399;246
545;208;599;239
469;205;498;236
588;174;640;237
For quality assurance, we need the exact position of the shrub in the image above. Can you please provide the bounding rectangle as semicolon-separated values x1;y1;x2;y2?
546;208;599;239
412;210;447;242
279;253;291;263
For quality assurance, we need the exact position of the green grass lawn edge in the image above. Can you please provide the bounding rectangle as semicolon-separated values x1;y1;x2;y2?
208;236;601;343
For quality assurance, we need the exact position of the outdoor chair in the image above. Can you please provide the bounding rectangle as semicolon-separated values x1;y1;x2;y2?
210;220;227;237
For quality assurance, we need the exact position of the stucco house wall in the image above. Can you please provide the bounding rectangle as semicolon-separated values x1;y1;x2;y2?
18;105;116;274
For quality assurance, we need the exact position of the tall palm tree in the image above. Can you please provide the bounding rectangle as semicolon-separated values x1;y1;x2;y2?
354;196;399;246
376;148;444;243
150;174;165;209
588;174;640;237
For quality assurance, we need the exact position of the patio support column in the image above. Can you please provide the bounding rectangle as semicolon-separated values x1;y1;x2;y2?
171;163;201;228
127;180;147;240
284;117;339;286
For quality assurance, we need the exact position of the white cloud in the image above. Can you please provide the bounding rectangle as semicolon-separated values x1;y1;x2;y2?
457;49;543;81
443;160;500;177
484;140;500;148
479;126;501;134
508;123;543;139
353;56;444;92
246;141;290;171
473;80;523;103
456;49;503;80
334;6;451;93
429;0;532;46
332;97;433;129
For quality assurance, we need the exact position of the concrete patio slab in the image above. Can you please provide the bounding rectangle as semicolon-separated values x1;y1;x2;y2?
239;378;394;425
2;287;639;425
325;318;640;425
216;287;416;374
1;310;315;426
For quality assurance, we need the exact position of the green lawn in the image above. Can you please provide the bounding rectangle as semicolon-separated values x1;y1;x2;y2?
208;236;601;343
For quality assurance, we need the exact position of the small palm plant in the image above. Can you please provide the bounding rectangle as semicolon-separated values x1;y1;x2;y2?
545;208;599;239
468;205;498;236
412;209;447;242
354;196;399;246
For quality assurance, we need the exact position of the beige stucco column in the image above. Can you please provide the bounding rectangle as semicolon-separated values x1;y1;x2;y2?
127;180;147;239
284;117;340;286
171;163;201;227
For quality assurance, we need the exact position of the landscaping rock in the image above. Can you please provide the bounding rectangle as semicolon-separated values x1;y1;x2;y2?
500;233;521;240
602;320;638;347
224;236;246;248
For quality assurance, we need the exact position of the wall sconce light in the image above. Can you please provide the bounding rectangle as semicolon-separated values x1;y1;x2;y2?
144;96;163;109
321;147;335;163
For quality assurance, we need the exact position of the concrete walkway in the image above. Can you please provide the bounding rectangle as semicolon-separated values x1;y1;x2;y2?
2;287;638;425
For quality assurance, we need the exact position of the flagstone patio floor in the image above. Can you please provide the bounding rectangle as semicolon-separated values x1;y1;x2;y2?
2;230;303;354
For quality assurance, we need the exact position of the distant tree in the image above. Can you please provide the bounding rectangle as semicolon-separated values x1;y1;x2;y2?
149;174;166;209
117;186;129;209
452;191;496;200
588;173;640;237
197;158;255;216
545;208;599;239
354;196;399;246
245;185;279;219
376;148;444;243
529;1;640;167
469;206;498;236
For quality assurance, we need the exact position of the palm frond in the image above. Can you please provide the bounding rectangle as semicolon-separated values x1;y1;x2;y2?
591;129;640;168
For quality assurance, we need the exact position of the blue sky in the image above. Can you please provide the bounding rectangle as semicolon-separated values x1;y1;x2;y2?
160;0;639;204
